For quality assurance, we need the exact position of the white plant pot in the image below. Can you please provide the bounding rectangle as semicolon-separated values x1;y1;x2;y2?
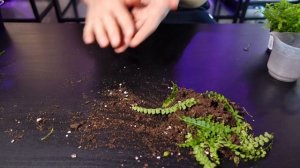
267;32;300;82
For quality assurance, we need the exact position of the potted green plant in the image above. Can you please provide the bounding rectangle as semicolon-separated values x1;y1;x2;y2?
263;0;300;82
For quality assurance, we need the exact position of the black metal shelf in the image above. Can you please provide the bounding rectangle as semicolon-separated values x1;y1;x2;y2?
0;0;53;22
53;0;84;22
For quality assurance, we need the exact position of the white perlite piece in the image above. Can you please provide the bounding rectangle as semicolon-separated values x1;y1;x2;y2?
166;126;172;130
36;118;42;123
70;153;77;158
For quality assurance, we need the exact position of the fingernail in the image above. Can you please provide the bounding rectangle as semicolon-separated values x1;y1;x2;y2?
85;35;91;41
110;37;117;47
115;47;127;53
99;38;108;48
84;35;92;44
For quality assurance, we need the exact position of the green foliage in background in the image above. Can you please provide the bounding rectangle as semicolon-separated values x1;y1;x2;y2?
263;0;300;32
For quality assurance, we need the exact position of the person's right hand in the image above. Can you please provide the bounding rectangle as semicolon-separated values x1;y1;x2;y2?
83;0;140;51
130;0;179;48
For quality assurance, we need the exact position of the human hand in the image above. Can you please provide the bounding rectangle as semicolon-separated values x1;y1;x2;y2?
83;0;179;53
83;0;140;51
129;0;179;48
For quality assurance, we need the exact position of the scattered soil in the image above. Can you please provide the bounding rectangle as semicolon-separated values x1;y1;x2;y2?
27;105;61;133
4;129;25;143
70;86;244;161
3;77;247;166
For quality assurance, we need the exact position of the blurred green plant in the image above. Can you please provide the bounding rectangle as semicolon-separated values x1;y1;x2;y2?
263;0;300;32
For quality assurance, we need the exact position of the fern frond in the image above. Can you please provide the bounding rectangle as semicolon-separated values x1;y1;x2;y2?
193;145;217;168
181;116;232;136
162;82;179;108
132;98;197;115
206;91;249;128
181;114;274;167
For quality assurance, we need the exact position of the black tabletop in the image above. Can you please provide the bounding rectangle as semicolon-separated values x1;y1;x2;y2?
0;23;299;168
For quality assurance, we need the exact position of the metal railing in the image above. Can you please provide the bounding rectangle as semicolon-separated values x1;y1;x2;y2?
0;0;54;22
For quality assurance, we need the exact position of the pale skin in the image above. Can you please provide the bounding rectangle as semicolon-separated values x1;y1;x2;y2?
83;0;179;53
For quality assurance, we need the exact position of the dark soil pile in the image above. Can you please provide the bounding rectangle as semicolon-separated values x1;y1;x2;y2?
70;86;243;158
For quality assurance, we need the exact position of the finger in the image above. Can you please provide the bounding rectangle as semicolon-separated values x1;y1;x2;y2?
114;44;129;53
113;4;135;45
130;14;161;47
135;19;145;30
94;20;109;48
83;22;95;44
114;36;128;53
83;8;95;44
103;15;121;48
132;8;145;29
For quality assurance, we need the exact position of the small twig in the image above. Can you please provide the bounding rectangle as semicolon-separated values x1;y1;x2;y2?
0;50;5;56
242;107;253;118
41;128;54;141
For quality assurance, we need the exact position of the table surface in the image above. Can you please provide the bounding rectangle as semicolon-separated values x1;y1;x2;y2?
0;23;299;168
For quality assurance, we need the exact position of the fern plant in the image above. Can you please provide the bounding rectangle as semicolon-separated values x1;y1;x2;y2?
131;85;273;168
180;92;274;168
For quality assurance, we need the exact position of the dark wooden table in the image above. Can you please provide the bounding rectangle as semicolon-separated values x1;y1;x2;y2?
0;23;299;168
